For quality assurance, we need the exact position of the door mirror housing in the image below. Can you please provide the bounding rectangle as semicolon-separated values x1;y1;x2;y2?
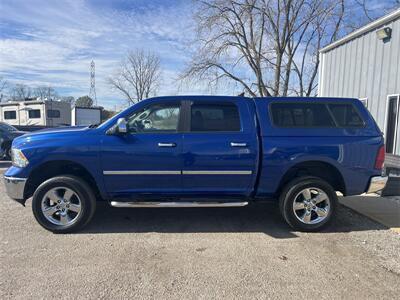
116;118;127;134
107;118;127;135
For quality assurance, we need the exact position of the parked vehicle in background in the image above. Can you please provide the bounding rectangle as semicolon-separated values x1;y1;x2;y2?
0;122;26;159
4;96;388;233
0;135;4;158
0;100;71;127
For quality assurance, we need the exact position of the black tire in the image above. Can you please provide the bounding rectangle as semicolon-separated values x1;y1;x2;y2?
32;175;96;233
279;176;338;232
381;176;400;196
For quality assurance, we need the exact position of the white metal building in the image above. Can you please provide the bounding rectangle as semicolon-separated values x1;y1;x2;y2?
0;100;71;126
318;9;400;156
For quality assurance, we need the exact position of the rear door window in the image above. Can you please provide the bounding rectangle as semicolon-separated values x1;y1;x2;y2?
190;103;241;132
270;103;335;127
328;104;365;127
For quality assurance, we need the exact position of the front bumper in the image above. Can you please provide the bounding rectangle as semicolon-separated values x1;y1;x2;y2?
4;176;27;200
366;176;388;194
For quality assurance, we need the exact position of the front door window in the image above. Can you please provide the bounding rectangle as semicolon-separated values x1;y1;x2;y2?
127;103;181;133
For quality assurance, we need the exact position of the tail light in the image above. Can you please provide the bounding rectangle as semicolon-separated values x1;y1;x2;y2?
374;145;385;170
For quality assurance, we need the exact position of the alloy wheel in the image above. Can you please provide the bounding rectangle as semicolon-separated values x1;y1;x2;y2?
40;187;82;226
292;187;330;225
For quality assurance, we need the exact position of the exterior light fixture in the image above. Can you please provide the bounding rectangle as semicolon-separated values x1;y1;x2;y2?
376;27;392;40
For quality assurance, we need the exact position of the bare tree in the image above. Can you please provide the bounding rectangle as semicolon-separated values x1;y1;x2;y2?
182;0;272;97
34;86;58;100
289;0;346;96
11;83;32;101
75;95;94;107
0;77;7;101
182;0;396;97
109;49;162;104
354;0;399;23
60;96;75;105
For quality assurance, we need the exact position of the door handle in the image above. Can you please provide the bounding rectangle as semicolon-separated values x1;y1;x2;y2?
230;142;247;147
158;143;176;147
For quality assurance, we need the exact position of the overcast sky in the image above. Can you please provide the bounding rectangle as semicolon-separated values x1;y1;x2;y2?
0;0;398;109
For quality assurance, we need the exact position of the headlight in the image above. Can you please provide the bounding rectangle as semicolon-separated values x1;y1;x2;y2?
11;148;29;168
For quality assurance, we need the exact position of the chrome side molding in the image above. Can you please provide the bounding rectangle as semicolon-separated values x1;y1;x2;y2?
182;170;252;175
104;170;252;175
104;170;181;175
110;201;249;208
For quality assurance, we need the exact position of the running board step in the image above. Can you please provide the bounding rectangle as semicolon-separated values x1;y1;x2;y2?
110;201;248;208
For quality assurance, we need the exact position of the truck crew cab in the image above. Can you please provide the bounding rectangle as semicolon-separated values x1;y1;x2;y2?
4;96;387;233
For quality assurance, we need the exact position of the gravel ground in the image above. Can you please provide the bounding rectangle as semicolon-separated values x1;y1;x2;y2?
386;195;400;204
1;168;399;299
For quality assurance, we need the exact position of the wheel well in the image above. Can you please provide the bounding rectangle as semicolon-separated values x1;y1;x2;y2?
25;160;102;200
278;161;346;195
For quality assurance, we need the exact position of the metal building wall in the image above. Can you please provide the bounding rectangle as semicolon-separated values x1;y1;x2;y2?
319;14;400;155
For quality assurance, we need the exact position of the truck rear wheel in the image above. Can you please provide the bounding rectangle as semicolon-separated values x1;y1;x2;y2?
279;176;337;232
32;175;96;233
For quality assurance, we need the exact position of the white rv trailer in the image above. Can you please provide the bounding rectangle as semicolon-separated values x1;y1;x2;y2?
0;100;71;126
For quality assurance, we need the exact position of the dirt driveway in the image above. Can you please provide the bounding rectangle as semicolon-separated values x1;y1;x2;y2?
0;167;399;299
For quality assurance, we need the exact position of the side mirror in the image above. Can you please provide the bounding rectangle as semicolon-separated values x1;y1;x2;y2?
116;118;127;134
107;118;128;135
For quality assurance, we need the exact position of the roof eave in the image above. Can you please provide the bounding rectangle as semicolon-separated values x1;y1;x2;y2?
320;8;400;53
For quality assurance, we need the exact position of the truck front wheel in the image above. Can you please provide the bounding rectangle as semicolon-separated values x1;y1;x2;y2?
32;175;96;233
279;176;337;232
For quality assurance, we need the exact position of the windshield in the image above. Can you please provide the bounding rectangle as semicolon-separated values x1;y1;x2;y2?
0;123;18;132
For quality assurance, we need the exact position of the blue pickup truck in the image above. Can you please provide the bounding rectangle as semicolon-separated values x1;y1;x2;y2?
4;96;387;233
